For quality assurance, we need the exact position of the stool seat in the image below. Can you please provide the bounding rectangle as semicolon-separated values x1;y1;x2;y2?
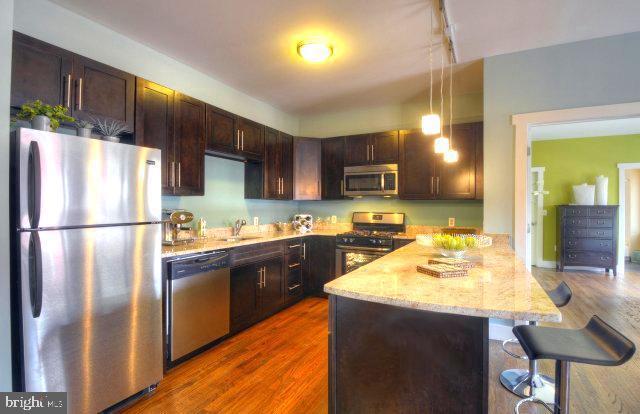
514;315;635;366
547;281;572;308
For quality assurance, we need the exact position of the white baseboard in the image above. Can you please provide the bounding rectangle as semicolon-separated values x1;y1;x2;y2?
534;260;557;269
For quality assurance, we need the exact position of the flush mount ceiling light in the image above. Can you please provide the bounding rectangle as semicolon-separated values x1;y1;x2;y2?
297;39;333;63
421;10;440;135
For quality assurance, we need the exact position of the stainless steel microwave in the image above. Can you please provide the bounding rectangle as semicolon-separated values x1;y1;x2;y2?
343;164;398;197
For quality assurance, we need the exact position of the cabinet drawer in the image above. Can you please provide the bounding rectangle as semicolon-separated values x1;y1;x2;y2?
563;207;588;217
565;251;614;266
564;228;587;238
230;241;284;267
285;253;302;270
565;218;587;227
566;238;613;252
285;268;303;302
285;238;303;255
588;228;613;238
588;218;613;228
589;207;614;218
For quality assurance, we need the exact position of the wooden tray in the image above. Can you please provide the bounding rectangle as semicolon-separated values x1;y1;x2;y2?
428;257;475;269
417;264;468;278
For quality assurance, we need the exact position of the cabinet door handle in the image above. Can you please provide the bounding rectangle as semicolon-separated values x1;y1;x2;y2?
76;77;83;110
262;266;266;287
371;144;374;161
302;242;306;260
170;161;176;187
236;130;240;149
177;162;181;187
65;74;72;108
366;144;370;161
241;130;244;150
288;284;302;292
430;177;434;194
288;244;301;249
340;179;344;196
288;262;300;268
436;177;440;195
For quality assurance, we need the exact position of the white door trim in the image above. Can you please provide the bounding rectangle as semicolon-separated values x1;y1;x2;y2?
618;163;640;270
512;101;640;272
530;167;546;267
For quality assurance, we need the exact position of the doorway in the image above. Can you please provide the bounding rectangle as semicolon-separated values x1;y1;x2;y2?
529;167;547;267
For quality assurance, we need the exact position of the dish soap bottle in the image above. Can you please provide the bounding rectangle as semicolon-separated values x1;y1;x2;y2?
196;218;207;238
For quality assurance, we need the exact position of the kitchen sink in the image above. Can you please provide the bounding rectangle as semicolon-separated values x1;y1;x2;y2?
216;236;262;242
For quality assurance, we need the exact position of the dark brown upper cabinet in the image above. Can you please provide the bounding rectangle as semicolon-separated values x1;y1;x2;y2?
399;122;483;200
435;123;479;200
321;137;345;200
135;79;175;194
136;79;205;196
205;105;265;161
11;32;135;131
399;130;437;200
11;32;73;110
294;138;321;200
263;127;293;200
344;131;399;166
238;117;264;160
71;55;135;131
344;134;370;166
173;93;206;196
205;104;237;154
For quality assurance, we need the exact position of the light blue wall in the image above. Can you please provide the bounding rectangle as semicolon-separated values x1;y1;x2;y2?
163;157;299;227
299;200;483;227
484;31;640;235
0;0;13;392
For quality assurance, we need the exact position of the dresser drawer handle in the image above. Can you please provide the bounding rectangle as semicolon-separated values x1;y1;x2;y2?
568;241;576;246
569;254;576;259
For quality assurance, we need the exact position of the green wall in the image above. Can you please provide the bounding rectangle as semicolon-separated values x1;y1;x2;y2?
532;134;640;261
298;199;483;227
163;156;299;227
162;156;484;228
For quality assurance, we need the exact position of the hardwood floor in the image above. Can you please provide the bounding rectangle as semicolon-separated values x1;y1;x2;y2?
125;265;640;414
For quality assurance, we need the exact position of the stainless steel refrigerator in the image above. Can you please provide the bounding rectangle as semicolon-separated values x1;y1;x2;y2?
11;128;163;413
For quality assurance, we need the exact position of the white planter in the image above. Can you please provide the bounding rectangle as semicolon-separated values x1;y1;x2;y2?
77;127;93;138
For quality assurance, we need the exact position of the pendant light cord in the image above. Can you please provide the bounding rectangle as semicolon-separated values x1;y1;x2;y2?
449;46;453;147
429;9;433;114
440;10;445;135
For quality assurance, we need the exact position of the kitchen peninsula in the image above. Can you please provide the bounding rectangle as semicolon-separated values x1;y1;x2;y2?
324;241;561;413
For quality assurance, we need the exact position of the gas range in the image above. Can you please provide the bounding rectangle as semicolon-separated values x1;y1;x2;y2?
336;212;406;251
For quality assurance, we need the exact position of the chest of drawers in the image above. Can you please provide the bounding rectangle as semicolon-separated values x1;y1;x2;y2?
556;205;618;275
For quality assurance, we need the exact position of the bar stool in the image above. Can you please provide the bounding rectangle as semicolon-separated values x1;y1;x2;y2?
513;315;635;413
500;281;573;404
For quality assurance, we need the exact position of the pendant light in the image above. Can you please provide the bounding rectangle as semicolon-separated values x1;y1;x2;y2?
434;27;450;154
421;9;440;135
444;47;459;163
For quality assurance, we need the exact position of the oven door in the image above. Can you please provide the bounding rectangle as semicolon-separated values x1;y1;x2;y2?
335;246;390;277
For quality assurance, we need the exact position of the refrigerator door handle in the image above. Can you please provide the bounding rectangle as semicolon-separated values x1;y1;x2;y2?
28;141;42;228
29;232;43;318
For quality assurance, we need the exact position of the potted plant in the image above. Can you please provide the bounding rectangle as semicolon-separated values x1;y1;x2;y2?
91;117;131;142
14;100;74;131
75;119;94;138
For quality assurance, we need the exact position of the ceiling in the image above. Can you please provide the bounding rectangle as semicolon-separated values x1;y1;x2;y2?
447;0;640;62
49;0;640;115
531;118;640;141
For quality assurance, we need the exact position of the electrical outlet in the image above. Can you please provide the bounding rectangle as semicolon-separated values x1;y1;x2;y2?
448;217;455;227
331;215;337;224
253;217;259;226
554;245;557;252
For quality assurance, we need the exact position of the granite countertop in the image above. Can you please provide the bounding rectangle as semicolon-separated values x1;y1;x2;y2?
161;230;339;258
324;241;561;322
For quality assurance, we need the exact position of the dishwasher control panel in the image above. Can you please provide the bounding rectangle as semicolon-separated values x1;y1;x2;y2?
170;251;229;280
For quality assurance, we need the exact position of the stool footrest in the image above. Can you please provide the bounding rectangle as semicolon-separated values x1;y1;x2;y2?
502;338;528;360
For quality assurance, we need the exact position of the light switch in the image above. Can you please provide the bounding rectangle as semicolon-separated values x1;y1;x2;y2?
448;217;455;227
253;217;259;226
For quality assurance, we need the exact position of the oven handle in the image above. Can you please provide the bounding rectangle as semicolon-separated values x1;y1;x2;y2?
336;245;392;253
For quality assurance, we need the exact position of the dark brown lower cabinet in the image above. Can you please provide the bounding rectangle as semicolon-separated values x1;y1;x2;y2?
308;236;336;295
230;256;284;332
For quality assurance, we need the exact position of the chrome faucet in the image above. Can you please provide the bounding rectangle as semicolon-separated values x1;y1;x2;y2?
233;219;247;237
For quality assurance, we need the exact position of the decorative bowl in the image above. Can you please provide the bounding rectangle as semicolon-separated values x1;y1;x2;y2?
416;233;492;258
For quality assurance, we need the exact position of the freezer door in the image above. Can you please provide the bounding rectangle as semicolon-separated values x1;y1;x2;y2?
19;224;163;413
15;128;161;229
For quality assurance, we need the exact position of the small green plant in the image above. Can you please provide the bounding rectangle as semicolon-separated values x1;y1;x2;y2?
14;100;74;131
432;234;478;251
75;119;94;129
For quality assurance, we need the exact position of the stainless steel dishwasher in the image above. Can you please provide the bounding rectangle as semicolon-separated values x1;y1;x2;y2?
167;250;230;364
